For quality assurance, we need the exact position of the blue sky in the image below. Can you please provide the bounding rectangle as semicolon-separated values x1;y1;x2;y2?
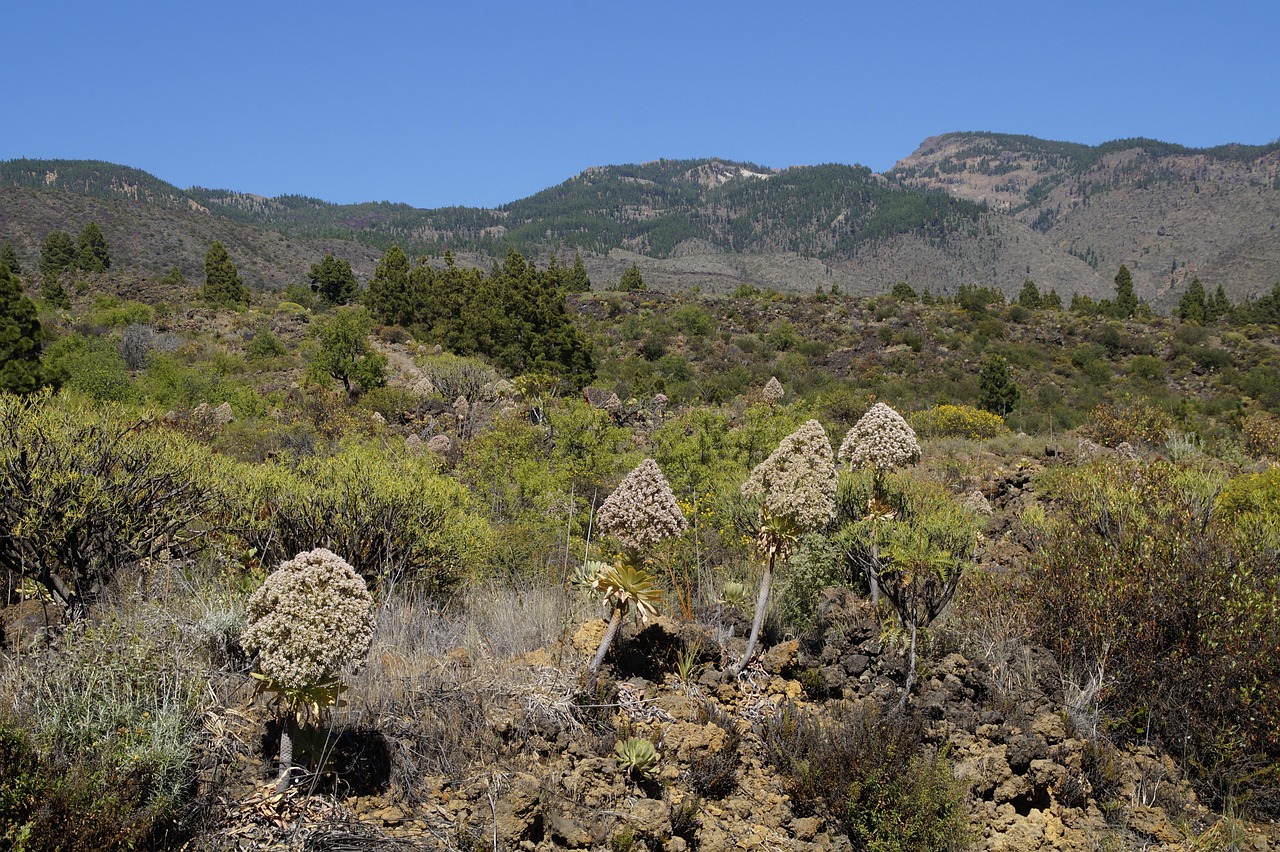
5;1;1277;209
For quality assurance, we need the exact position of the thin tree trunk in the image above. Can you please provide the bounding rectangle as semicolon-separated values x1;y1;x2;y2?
896;616;918;714
868;543;881;607
733;550;775;675
275;715;296;793
588;608;624;674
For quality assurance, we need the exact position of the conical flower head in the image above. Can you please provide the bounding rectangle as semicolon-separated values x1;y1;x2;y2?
761;376;784;404
741;419;837;532
839;402;921;472
596;458;688;550
241;548;375;691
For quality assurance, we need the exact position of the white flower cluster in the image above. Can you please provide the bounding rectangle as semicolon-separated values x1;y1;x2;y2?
741;419;837;531
241;548;375;691
595;459;688;550
761;376;784;404
839;402;921;472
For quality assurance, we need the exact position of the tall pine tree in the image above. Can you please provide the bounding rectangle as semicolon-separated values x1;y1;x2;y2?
76;222;111;273
363;245;419;327
202;241;249;305
978;354;1020;416
308;254;359;306
1;242;22;276
565;250;591;292
1177;278;1207;325
1113;264;1138;318
0;263;44;394
40;230;77;280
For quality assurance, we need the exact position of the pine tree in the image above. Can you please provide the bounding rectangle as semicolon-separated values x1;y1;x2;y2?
618;263;646;292
1177;278;1207;325
978;354;1020;416
76;222;111;273
565;250;591;292
202;241;249;305
1017;279;1042;309
0;263;44;394
160;266;187;288
39;230;77;285
363;245;417;326
1113;264;1138;318
0;242;22;276
1209;284;1231;322
1043;288;1063;310
308;254;359;306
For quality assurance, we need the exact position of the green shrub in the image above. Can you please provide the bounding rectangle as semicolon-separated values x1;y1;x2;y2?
776;533;844;632
0;392;217;610
43;334;136;403
1242;412;1280;458
1022;459;1280;816
217;438;491;592
83;296;155;329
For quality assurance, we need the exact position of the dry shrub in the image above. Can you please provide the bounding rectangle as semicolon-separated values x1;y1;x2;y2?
1241;411;1280;459
339;582;581;797
935;569;1037;705
1081;400;1173;448
761;702;969;851
685;702;741;799
1022;458;1280;817
0;565;215;849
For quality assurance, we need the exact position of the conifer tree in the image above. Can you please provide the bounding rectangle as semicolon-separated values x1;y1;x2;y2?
978;354;1020;416
203;241;249;305
363;245;417;327
1017;279;1042;309
308;254;359;306
1177;278;1208;325
41;277;70;310
1;242;22;276
619;263;645;292
1209;284;1231;321
565;250;591;292
39;230;77;285
76;222;111;273
0;264;44;394
1113;264;1138;318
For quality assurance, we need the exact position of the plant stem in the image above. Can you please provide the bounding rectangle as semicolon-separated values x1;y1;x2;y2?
733;548;775;675
589;607;624;674
275;714;296;793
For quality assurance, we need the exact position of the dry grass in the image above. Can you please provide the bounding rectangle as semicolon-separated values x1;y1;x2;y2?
332;580;586;797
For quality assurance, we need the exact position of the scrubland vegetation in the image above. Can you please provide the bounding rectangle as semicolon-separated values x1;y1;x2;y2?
1;242;1279;850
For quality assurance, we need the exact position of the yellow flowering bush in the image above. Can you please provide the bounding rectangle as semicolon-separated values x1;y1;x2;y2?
908;404;1008;440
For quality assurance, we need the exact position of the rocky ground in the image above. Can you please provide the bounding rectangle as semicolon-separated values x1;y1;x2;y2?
182;580;1278;852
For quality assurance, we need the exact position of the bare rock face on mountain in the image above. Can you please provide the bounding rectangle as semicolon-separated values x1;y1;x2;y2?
892;133;1280;311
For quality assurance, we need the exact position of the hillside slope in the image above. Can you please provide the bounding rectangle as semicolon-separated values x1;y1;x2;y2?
891;133;1280;309
4;138;1272;306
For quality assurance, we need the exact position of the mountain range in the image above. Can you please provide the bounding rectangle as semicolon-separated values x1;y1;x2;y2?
2;132;1278;310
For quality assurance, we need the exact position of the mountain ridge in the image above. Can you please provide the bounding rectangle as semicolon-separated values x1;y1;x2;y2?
3;133;1277;307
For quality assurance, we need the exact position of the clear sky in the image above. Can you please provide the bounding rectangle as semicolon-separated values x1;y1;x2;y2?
4;0;1277;209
